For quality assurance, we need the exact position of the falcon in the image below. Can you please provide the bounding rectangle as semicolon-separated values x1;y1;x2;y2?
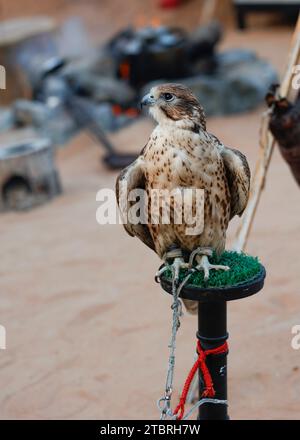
116;84;250;312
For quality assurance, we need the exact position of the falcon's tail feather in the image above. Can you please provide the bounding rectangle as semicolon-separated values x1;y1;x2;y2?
182;299;198;315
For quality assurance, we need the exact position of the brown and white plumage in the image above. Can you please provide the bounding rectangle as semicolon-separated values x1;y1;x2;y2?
116;83;250;310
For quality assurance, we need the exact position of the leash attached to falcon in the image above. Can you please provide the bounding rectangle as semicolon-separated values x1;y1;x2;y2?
116;83;250;313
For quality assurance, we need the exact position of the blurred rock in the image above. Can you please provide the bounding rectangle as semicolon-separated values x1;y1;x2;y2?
222;56;277;114
13;99;77;145
66;73;136;106
37;76;70;102
62;48;116;78
13;100;51;126
141;49;277;115
67;97;137;133
93;103;137;131
216;48;255;70
0;107;15;132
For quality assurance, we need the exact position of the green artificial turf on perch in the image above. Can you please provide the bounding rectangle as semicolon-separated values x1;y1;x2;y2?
164;251;262;288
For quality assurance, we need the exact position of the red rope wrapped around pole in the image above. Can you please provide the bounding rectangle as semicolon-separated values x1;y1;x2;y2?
174;340;229;420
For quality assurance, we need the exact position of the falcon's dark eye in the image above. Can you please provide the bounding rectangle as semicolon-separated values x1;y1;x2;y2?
162;93;174;102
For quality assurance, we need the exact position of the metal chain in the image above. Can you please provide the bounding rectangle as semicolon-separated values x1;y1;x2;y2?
157;267;193;420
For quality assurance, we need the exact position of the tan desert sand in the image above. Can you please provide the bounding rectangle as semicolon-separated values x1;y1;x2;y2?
0;0;299;420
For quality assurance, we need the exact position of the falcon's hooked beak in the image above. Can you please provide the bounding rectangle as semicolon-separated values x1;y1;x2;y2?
141;93;155;109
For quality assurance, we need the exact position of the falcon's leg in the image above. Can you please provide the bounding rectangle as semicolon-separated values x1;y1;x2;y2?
173;257;189;282
155;249;189;283
195;255;229;281
189;247;229;281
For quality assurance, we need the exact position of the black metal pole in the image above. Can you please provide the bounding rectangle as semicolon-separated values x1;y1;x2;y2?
197;300;228;420
159;262;265;420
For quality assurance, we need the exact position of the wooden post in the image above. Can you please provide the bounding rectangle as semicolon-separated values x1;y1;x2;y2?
233;14;300;253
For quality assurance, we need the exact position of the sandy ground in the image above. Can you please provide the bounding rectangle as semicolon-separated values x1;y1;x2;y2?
0;2;300;420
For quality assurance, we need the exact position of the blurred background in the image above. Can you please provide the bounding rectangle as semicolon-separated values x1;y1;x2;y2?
0;0;299;420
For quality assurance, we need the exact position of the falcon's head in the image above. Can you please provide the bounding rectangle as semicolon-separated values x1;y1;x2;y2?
141;83;206;131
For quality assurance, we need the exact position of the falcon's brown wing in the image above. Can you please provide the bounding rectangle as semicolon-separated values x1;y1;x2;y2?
220;147;251;219
116;157;155;252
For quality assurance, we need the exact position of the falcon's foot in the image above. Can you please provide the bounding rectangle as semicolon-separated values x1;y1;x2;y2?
155;249;189;283
189;247;230;281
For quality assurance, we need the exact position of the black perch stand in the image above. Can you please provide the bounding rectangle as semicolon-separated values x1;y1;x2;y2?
159;263;266;420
